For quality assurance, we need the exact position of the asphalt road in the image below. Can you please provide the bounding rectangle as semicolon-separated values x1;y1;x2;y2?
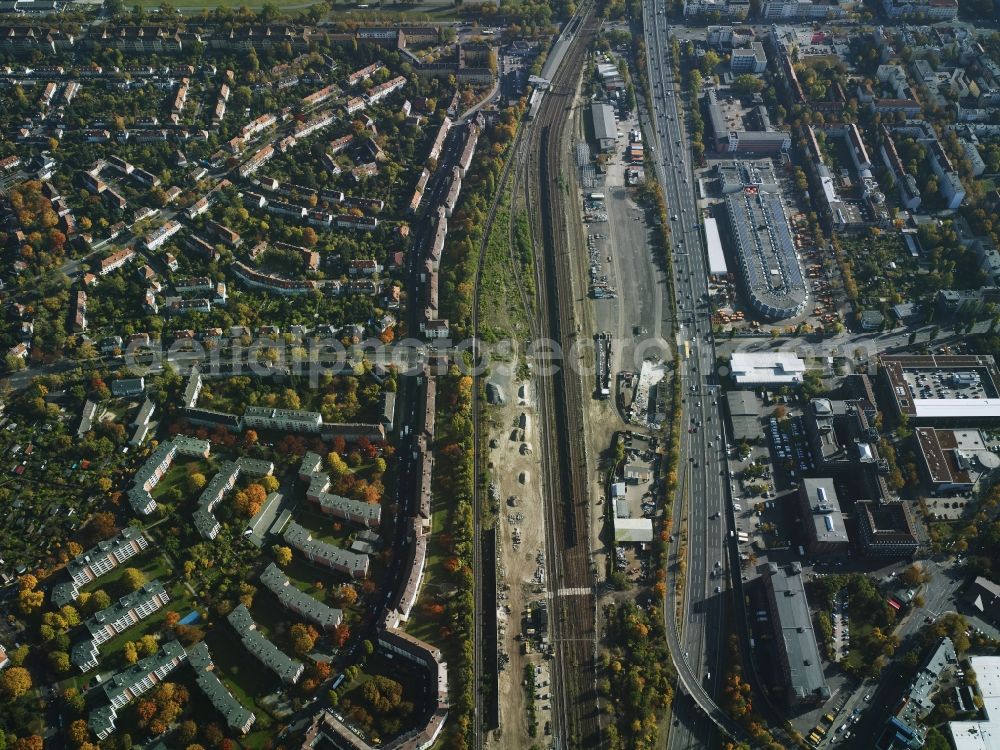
641;7;730;748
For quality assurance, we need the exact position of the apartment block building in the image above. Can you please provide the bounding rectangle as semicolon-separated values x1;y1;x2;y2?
187;642;256;734
260;563;342;631
227;604;304;684
52;527;148;607
283;521;369;579
71;581;170;672
88;641;187;740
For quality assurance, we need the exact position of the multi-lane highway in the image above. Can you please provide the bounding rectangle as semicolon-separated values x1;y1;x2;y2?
640;6;735;748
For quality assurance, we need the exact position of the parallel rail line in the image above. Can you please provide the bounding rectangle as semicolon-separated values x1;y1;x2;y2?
523;7;602;748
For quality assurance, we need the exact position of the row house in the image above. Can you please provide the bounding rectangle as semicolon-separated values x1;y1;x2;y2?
104;188;127;211
83;129;111;143
241;112;277;138
349;259;382;276
342;195;384;214
206;220;241;248
107;155;133;175
172;78;189;114
329;134;353;154
91;26;184;53
185;234;221;261
238;143;274;178
267;199;307;220
71;581;170;672
0;26;75;53
38;80;56;108
232;261;315;295
97;246;134;275
347;61;384;86
211;25;313;52
167;298;212;315
345;96;366;115
175;276;213;293
301;84;335;108
428;116;452;164
186;195;211;218
336;214;378;231
72;290;87;332
132;167;160;188
306;474;382;529
457;122;480;178
144;220;182;251
128;435;211;516
364;75;406;105
295;110;335;140
392;519;427;621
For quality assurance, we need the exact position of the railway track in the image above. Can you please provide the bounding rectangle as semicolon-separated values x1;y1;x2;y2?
467;4;602;747
520;7;603;748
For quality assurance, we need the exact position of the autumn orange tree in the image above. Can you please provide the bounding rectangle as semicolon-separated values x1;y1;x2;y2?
600;601;674;750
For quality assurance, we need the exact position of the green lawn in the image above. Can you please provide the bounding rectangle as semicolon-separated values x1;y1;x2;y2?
96;588;193;671
79;549;172;598
401;503;452;663
150;457;213;505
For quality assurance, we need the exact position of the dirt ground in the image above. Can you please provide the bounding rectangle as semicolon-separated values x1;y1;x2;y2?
485;362;551;750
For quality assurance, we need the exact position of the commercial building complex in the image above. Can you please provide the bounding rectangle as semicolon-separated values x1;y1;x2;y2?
729;352;806;386
880;355;1000;425
914;427;1000;495
590;101;617;152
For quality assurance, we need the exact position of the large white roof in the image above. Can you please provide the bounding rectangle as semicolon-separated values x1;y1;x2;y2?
730;352;806;385
613;518;654;543
912;398;1000;419
950;656;1000;749
704;217;728;276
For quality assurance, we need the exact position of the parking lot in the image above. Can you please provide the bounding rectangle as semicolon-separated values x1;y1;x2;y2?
831;589;849;663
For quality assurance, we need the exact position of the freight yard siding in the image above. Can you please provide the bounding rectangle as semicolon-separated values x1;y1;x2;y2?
596;332;612;398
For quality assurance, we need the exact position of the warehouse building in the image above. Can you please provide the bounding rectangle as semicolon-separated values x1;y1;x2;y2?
704;216;729;279
729;352;806;386
724;187;807;320
590;101;617;152
757;562;830;707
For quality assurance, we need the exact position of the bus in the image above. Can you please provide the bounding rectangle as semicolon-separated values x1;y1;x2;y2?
684;340;690;360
